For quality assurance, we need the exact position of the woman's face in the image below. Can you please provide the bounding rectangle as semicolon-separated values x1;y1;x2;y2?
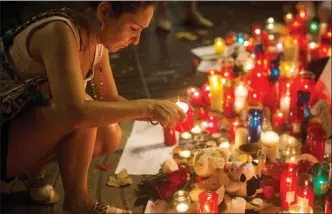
96;3;154;52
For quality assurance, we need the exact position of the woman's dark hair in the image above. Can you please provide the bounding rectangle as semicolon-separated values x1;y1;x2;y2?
89;1;154;18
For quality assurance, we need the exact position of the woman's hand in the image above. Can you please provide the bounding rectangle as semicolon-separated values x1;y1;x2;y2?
147;100;187;128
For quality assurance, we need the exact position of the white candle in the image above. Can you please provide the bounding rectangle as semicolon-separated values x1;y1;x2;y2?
179;150;191;158
191;125;201;135
231;197;246;213
181;132;192;140
176;203;189;213
280;94;291;116
235;128;248;148
260;131;279;162
235;98;246;114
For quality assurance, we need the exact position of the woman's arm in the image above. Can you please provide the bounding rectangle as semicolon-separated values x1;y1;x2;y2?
33;21;155;129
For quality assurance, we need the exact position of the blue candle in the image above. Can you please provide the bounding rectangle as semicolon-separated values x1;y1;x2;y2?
248;108;263;143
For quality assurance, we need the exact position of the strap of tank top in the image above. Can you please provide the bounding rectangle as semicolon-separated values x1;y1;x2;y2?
1;7;83;53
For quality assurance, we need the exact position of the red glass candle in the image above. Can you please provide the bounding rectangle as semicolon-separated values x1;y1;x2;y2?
271;161;282;193
299;71;315;93
201;83;211;105
305;122;326;162
175;101;194;132
325;193;332;214
245;37;256;52
230;120;240;142
262;179;275;200
272;110;286;133
190;90;203;106
225;32;236;46
252;25;262;38
223;86;235;118
319;44;330;58
308;42;320;60
164;128;177;146
296;174;314;207
197;106;209;120
206;116;219;134
221;64;233;81
280;163;298;210
248;91;263;106
198;191;219;213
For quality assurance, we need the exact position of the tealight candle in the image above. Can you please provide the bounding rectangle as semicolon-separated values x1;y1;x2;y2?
219;141;230;149
231;197;246;213
260;131;279;162
179;150;191;158
175;100;194;132
288;204;313;213
214;37;225;55
191;125;202;135
181;132;192;140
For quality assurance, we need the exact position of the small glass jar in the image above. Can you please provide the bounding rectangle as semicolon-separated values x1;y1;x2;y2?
173;190;191;213
198;191;219;213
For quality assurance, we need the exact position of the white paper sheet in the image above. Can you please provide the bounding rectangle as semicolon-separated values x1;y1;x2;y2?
115;121;178;175
197;60;219;73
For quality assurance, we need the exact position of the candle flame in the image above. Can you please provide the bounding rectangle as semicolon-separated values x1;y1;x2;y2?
300;11;305;18
309;42;316;49
255;29;261;35
244;41;249;47
286;13;293;20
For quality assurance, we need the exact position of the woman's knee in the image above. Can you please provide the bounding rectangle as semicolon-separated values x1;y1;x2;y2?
94;123;122;156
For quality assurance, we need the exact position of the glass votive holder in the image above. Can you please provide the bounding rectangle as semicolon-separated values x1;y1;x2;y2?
173;190;191;213
199;191;219;213
175;100;194;132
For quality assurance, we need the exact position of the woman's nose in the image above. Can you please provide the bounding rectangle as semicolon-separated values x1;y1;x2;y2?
132;33;141;46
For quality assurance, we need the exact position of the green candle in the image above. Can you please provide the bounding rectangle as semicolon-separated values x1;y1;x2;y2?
312;163;330;196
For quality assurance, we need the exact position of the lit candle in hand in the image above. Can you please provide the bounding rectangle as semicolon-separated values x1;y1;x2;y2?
175;100;194;132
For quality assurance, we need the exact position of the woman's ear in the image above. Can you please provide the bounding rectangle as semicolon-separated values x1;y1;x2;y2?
97;2;112;23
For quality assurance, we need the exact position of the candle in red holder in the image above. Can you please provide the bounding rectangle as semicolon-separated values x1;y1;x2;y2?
206;116;219;134
248;91;263;106
245;37;256;52
271;162;282;193
262;179;275;200
175;100;194;132
305;122;326;162
198;191;219;214
296;174;314;207
325;193;332;214
308;42;320;60
197;106;209;120
230;120;240;142
190;90;203;106
319;44;330;58
225;32;236;46
223;86;235;118
280;163;298;210
201;83;211;105
272;110;286;133
164;128;177;146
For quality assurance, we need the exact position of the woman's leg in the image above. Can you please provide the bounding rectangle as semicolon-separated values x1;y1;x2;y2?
93;123;122;157
6;102;96;212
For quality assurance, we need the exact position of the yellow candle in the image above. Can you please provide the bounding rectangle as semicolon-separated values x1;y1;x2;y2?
283;36;299;62
214;37;225;55
208;70;223;112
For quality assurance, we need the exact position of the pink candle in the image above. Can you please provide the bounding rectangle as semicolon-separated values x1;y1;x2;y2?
175;101;194;132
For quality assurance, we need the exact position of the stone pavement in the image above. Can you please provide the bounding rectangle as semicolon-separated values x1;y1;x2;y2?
0;2;291;213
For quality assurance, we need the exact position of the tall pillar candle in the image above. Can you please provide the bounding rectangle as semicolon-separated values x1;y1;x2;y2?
235;83;248;114
208;69;223;112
